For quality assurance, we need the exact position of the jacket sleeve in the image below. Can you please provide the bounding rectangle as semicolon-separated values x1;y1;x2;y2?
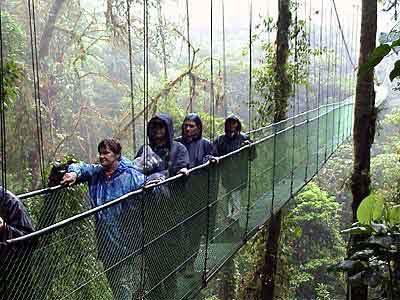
212;137;221;157
67;163;102;182
245;135;257;160
202;139;216;163
0;191;34;241
170;143;189;176
129;170;145;191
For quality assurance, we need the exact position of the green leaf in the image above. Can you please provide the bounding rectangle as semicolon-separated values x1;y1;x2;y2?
388;205;400;225
359;44;391;76
293;226;302;238
357;192;385;225
389;60;400;81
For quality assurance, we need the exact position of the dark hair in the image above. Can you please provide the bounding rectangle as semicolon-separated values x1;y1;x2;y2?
98;138;122;156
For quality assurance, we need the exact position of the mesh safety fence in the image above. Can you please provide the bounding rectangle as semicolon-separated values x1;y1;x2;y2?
2;101;353;300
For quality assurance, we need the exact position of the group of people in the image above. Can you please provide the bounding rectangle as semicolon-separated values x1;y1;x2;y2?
0;112;255;300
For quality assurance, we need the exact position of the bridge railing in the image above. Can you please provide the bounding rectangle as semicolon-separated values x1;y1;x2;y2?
3;101;353;300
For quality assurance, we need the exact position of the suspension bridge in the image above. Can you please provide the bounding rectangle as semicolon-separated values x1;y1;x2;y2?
1;0;374;299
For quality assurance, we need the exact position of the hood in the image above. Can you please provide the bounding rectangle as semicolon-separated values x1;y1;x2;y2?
224;115;242;134
115;156;134;173
147;113;174;148
181;113;203;141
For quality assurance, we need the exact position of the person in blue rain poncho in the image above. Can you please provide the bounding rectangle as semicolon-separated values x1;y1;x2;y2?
61;138;145;300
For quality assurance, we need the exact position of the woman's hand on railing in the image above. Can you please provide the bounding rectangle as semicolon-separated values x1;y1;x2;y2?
60;172;77;186
178;168;190;176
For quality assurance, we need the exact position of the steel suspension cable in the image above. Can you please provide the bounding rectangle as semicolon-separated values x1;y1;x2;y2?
27;0;45;186
331;0;355;69
304;0;311;181
316;0;324;170
203;0;214;285
222;0;227;118
244;0;253;238
186;0;192;112
32;0;45;178
0;4;6;192
290;0;298;196
324;4;333;161
348;4;357;137
333;7;340;148
345;12;352;137
126;0;136;154
338;12;344;143
140;0;149;294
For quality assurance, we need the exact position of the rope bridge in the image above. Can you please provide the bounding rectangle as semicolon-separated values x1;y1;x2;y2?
4;100;353;300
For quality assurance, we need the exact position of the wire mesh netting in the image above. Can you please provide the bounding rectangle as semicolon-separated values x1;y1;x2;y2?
2;101;353;300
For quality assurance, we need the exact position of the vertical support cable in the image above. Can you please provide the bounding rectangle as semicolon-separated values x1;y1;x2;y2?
0;3;6;192
244;0;253;239
140;0;149;295
304;0;311;182
32;0;45;179
271;124;277;217
316;0;324;170
203;0;214;286
210;2;215;141
28;0;45;186
324;5;333;161
186;0;192;112
126;0;136;154
338;13;344;144
139;190;146;298
348;4;356;137
222;0;228;118
290;0;298;196
333;8;339;148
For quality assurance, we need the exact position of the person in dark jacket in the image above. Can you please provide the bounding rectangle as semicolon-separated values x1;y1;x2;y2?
214;115;255;224
136;113;189;178
176;113;215;276
62;138;145;300
135;113;189;299
0;187;35;300
176;113;214;168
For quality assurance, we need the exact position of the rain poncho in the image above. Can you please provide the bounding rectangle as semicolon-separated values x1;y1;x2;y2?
67;156;145;263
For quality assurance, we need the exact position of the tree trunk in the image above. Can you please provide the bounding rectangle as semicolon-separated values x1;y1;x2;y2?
350;1;377;299
272;0;291;123
262;211;283;300
261;1;291;299
157;1;168;81
39;0;66;59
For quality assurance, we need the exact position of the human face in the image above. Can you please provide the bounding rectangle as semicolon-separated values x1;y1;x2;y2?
183;120;199;140
226;120;240;138
98;146;119;171
151;120;167;145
